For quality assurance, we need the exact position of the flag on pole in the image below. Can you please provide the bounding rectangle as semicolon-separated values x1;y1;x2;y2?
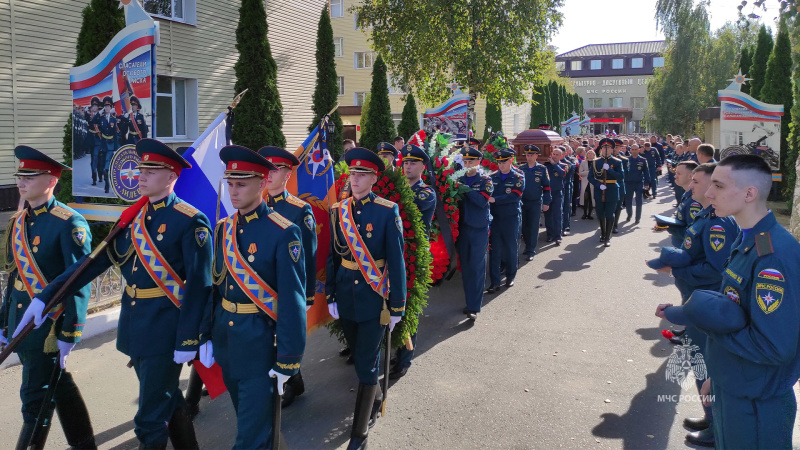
173;112;234;221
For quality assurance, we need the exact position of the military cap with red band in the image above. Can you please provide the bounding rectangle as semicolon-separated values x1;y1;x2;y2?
14;145;71;178
220;145;277;178
345;147;385;173
136;138;193;175
257;146;300;169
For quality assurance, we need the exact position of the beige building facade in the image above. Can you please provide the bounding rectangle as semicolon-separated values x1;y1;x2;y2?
0;0;324;205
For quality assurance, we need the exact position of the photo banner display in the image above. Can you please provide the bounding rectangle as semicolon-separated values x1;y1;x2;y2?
70;20;157;199
423;90;470;136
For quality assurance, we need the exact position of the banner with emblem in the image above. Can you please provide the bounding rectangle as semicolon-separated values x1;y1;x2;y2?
423;87;470;136
70;1;157;199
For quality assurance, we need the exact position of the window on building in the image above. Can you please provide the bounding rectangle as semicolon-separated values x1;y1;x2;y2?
392;113;402;129
355;52;376;69
143;0;196;24
330;0;344;18
155;76;193;139
556;61;566;71
653;57;665;68
334;38;344;57
338;77;345;96
571;60;582;71
388;76;405;95
588;98;602;108
612;58;624;69
354;92;368;106
631;58;644;68
590;60;602;70
632;97;646;109
610;97;623;108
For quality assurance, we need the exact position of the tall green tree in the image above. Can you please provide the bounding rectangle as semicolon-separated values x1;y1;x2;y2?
483;100;503;141
397;93;419;141
529;85;547;129
760;20;794;198
574;93;584;117
749;24;774;100
58;0;125;206
309;7;344;161
739;46;753;95
548;81;561;132
355;1;562;134
232;0;284;149
359;55;395;152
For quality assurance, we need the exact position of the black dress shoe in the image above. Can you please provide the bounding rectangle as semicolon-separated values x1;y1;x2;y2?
683;416;710;431
587;215;594;220
565;226;571;232
389;367;408;380
505;279;515;288
634;219;640;224
545;237;553;242
672;328;686;337
281;383;302;408
554;240;561;246
526;255;534;261
624;214;631;222
669;336;683;345
685;428;715;447
467;312;477;321
612;227;619;234
485;285;499;294
463;307;471;314
346;355;354;364
339;347;352;357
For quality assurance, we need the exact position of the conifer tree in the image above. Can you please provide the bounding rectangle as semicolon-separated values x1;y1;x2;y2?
739;46;753;95
483;100;503;141
397;93;419;141
749;24;774;100
529;85;547;129
309;7;344;160
359;55;395;151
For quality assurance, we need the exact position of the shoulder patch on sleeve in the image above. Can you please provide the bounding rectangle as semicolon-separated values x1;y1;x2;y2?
285;195;308;208
755;231;774;257
173;202;200;218
268;211;293;229
50;206;75;221
373;197;396;208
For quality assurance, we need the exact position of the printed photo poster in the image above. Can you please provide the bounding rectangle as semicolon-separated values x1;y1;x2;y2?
70;20;157;198
423;89;470;136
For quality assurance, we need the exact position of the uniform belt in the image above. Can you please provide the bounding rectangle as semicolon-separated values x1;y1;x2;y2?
14;278;24;291
89;129;99;134
102;134;115;140
129;130;139;135
222;298;260;314
602;180;617;184
340;258;385;270
125;284;164;299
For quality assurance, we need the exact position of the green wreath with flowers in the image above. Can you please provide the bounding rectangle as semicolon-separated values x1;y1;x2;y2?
328;164;432;349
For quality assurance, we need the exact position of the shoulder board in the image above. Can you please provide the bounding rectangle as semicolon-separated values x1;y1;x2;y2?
754;231;774;257
618;155;628;160
216;218;226;226
268;211;293;229
490;170;499;176
50;206;75;221
373;197;396;208
610;157;622;162
285;195;308;208
174;202;200;218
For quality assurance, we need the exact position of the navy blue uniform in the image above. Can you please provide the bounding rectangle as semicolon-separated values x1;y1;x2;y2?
543;161;565;241
127;112;149;144
457;172;493;313
668;190;703;248
519;162;551;257
588;156;624;219
642;147;662;197
268;191;318;305
624;155;650;222
560;157;575;232
706;212;800;448
489;169;525;286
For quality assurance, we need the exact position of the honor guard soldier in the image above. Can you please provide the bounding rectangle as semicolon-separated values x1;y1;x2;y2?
543;147;566;245
456;146;493;320
3;146;96;449
98;96;118;193
623;144;651;224
88;96;103;186
588;138;624;247
660;155;800;449
642;142;662;198
391;144;436;379
127;96;149;144
197;146;307;448
486;148;525;293
611;139;628;234
326;148;407;449
31;139;212;449
259;145;317;407
559;148;576;234
377;142;399;169
519;145;552;261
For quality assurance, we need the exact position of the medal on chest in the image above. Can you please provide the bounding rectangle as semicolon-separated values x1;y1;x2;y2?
157;224;166;241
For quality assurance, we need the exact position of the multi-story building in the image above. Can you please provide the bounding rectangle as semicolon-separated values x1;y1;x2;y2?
556;41;666;135
0;0;324;208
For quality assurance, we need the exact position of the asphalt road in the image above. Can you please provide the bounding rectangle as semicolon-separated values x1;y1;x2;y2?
2;186;799;449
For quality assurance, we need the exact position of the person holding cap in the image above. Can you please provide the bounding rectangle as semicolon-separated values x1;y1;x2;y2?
519;145;551;261
326;148;407;449
3;146;96;449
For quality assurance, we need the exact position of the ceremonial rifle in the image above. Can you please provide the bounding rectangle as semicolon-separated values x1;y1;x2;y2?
0;197;149;365
26;354;62;449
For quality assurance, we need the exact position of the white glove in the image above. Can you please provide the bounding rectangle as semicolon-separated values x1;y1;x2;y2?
389;316;402;332
173;350;196;365
600;185;607;191
602;163;610;170
57;340;76;369
269;369;291;395
13;298;47;338
306;305;312;312
328;302;340;320
198;341;214;368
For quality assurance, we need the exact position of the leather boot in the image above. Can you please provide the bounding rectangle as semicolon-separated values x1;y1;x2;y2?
369;385;384;429
167;402;199;450
282;371;306;408
613;210;621;234
598;219;606;243
347;383;378;450
54;374;97;449
587;206;594;220
91;171;97;186
185;367;203;420
603;219;613;246
685;426;715;447
104;170;110;193
16;422;36;450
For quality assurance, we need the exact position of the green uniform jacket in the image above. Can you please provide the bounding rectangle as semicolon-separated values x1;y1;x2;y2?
268;190;317;305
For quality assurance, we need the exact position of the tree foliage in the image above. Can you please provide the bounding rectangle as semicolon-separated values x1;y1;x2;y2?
397;93;419;141
483;100;503;141
310;7;344;161
739;46;753;94
232;0;285;150
354;0;563;107
548;81;562;132
529;84;547;129
359;55;395;152
749;24;774;100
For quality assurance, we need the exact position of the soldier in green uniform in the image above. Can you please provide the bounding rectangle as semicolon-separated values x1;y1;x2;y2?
197;146;307;448
588;138;624;247
3;146;96;449
326;148;407;450
259;145;317;407
31;139;212;449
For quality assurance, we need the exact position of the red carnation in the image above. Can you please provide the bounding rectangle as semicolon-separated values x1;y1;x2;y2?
389;183;395;190
661;330;675;340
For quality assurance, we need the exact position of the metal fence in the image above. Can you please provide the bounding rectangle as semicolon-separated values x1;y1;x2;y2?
1;267;124;313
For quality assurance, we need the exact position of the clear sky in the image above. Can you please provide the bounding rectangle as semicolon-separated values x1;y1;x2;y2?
549;0;780;55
